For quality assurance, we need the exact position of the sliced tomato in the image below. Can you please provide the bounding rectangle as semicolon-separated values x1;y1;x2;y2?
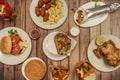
11;44;21;55
10;34;21;44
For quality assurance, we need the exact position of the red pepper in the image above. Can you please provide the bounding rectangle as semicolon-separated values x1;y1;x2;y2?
0;2;11;18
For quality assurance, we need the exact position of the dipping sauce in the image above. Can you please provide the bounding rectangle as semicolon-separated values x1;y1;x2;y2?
29;29;40;40
25;60;46;80
70;27;80;37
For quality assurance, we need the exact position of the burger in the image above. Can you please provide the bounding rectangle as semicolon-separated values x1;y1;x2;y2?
0;29;27;55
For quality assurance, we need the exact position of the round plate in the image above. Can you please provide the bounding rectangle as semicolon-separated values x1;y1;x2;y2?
21;57;46;80
0;27;32;65
88;34;120;72
74;1;108;27
43;31;67;60
30;0;68;29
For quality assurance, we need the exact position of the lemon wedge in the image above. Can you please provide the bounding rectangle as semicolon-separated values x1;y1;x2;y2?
96;36;106;46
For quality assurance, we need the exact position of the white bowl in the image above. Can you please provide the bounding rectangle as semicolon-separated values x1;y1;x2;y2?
21;57;46;80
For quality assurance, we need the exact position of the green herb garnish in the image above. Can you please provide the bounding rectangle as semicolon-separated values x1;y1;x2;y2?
10;11;17;21
82;66;89;71
102;42;108;48
95;2;101;8
8;29;18;35
52;0;57;6
93;0;100;8
11;15;17;21
64;49;71;56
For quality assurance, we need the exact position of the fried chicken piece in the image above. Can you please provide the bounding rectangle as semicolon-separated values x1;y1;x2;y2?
35;7;41;16
45;2;51;10
52;66;68;80
43;13;49;22
93;47;102;58
43;0;51;4
41;7;46;17
38;0;44;8
93;40;120;67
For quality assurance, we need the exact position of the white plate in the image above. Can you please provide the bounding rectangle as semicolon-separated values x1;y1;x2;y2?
43;31;76;61
88;34;120;72
30;0;68;29
74;2;108;27
0;27;32;65
21;57;46;80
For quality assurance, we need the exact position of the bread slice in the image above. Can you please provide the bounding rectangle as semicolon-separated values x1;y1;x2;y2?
54;33;71;55
0;36;12;54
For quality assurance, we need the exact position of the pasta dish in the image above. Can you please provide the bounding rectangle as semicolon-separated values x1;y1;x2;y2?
39;0;64;25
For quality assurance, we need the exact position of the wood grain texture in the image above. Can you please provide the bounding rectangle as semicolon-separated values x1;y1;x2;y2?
0;0;120;80
3;0;15;80
0;20;4;80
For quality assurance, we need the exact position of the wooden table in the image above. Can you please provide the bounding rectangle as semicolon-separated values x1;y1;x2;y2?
0;0;120;80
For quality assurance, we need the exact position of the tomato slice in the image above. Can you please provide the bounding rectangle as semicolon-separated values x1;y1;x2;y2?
10;34;21;44
11;44;21;55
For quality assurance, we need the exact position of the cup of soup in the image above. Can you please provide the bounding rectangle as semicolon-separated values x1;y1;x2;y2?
22;57;46;80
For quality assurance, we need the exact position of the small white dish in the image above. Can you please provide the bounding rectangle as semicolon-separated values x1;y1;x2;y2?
70;27;80;37
43;31;77;61
30;0;68;29
0;27;32;65
88;34;120;72
21;57;46;80
74;1;108;27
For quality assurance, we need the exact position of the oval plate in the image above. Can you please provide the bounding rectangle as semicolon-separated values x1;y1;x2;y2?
74;1;108;27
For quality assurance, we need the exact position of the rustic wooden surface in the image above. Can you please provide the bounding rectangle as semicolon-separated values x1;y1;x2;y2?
0;0;120;80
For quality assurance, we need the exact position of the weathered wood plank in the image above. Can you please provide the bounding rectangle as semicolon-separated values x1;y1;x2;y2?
0;19;4;80
60;0;69;71
68;0;80;80
14;0;26;80
110;0;120;80
46;0;70;79
3;0;15;80
36;28;48;80
90;22;101;80
100;0;112;80
26;0;36;57
1;0;120;80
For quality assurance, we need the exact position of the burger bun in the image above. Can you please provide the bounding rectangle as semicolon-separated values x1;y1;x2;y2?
0;36;12;54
